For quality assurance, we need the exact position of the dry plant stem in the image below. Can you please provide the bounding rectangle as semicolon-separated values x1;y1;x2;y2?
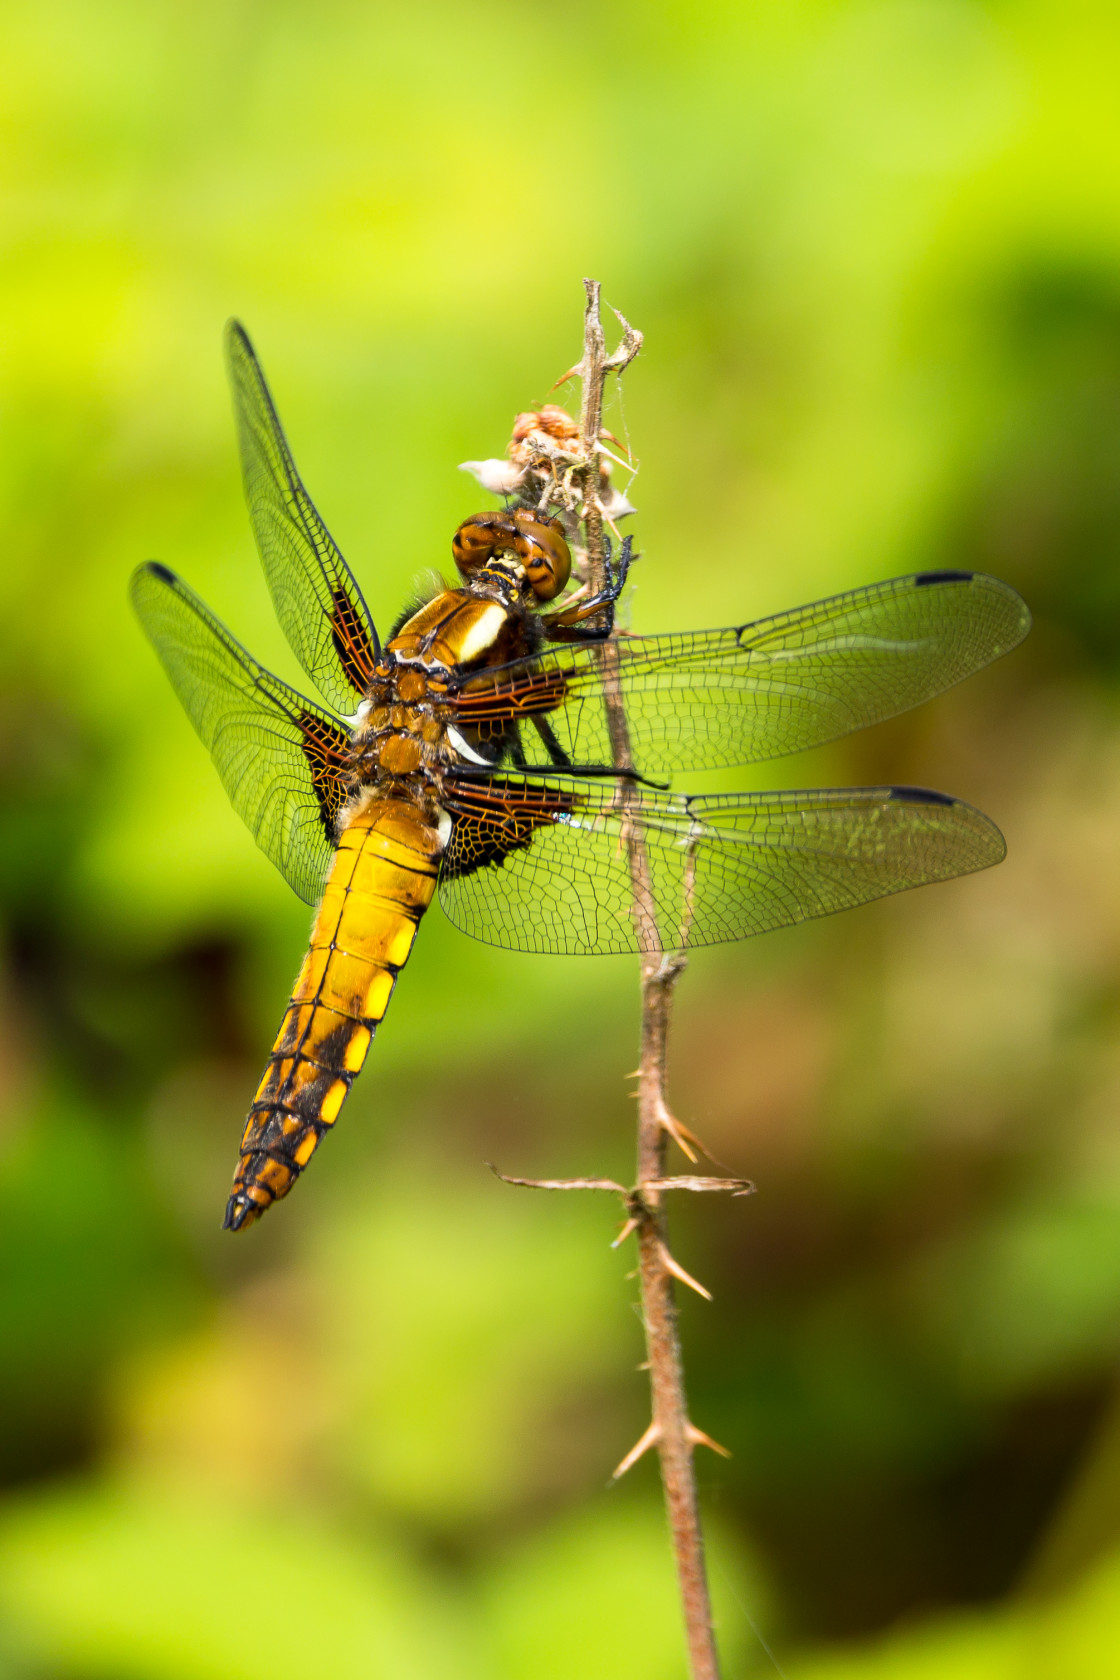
577;278;722;1680
634;955;722;1680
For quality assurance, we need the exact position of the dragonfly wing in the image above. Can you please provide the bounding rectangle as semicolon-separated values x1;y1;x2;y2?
131;561;350;904
437;774;1005;956
451;570;1030;774
225;321;380;713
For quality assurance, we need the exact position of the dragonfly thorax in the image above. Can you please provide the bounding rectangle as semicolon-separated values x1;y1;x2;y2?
384;588;528;672
348;582;541;799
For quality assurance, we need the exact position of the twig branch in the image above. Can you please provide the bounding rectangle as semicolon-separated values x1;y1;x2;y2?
485;281;734;1678
577;278;723;1680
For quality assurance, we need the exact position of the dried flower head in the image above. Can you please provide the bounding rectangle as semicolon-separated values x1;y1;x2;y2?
458;459;527;496
510;404;582;456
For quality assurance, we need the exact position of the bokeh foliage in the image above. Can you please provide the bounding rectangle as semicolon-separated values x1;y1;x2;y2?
3;0;1120;1674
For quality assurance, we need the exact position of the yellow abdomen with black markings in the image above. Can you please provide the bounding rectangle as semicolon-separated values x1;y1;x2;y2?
225;795;443;1231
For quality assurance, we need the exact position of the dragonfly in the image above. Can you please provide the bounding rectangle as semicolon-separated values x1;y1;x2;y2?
131;323;1030;1231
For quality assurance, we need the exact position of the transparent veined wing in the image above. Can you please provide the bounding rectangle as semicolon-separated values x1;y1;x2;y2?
225;321;380;713
450;570;1030;776
130;561;351;904
438;773;1004;956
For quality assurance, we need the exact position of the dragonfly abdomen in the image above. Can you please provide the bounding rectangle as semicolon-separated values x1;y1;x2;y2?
224;795;443;1231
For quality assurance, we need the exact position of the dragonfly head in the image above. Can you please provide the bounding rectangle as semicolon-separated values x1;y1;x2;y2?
451;510;571;603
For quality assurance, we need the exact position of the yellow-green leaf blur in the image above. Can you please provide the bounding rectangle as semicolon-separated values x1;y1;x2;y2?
2;2;1119;1675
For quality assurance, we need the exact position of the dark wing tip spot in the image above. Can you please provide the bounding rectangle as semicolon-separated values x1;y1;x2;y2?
914;569;974;586
145;561;177;585
889;785;956;807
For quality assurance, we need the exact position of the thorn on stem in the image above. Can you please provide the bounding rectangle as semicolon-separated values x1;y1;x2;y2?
612;1419;661;1480
659;1242;713;1302
611;1215;641;1249
657;1105;735;1172
687;1424;732;1459
658;1104;700;1163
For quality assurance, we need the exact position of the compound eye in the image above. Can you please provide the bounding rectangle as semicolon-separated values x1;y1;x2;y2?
452;513;508;576
517;518;571;601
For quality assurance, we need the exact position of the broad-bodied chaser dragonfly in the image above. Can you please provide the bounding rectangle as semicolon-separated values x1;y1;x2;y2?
131;324;1030;1230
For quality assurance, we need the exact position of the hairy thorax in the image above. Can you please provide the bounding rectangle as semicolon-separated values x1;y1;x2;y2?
344;585;532;823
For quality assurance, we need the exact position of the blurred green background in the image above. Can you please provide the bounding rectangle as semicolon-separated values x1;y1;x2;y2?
3;0;1120;1674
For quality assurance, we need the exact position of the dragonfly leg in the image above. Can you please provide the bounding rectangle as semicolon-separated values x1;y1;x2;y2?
508;726;527;770
541;534;636;642
529;713;573;768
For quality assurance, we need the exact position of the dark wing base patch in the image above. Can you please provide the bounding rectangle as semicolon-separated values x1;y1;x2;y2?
441;775;580;880
296;708;351;840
